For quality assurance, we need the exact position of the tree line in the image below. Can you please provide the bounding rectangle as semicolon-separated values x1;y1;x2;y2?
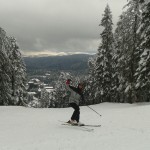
86;0;150;104
0;0;149;107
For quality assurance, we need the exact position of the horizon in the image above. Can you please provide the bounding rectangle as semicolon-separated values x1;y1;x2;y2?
22;52;95;57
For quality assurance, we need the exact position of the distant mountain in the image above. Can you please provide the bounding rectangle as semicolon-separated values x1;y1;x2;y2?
23;54;93;72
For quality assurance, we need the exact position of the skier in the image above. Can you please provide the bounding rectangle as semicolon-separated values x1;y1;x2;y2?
65;79;85;125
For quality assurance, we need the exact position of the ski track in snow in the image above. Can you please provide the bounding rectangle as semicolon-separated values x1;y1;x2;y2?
0;103;150;150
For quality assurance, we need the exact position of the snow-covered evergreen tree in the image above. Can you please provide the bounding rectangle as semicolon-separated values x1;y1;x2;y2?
135;0;150;101
41;89;51;108
0;27;27;105
54;72;72;107
0;28;12;105
94;4;114;102
86;56;98;104
114;0;141;103
9;37;27;105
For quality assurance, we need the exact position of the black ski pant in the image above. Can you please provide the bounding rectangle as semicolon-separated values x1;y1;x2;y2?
70;103;80;123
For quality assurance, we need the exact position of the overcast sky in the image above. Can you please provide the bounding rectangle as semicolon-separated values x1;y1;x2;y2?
0;0;127;56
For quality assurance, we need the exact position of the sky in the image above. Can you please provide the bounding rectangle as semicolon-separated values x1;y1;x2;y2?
0;0;128;56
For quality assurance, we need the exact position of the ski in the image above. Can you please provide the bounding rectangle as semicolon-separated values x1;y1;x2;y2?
61;123;94;132
58;120;101;128
81;124;101;127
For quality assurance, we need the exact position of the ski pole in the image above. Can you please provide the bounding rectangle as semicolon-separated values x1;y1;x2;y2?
87;105;102;117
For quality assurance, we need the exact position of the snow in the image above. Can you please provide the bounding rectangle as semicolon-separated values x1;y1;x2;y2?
125;84;131;93
28;92;36;95
44;86;54;93
0;103;150;150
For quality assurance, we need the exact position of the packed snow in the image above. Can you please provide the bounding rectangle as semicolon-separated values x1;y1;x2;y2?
0;103;150;150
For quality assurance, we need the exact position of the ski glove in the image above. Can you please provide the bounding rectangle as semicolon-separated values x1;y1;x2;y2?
66;79;71;85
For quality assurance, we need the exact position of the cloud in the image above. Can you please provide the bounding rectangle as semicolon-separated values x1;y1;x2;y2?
0;0;127;56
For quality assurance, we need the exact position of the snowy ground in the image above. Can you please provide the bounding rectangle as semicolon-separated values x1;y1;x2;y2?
0;103;150;150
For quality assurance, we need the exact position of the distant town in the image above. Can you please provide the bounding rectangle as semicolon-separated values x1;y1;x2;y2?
27;73;55;106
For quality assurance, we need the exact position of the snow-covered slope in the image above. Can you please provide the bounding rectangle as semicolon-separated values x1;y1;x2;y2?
0;103;150;150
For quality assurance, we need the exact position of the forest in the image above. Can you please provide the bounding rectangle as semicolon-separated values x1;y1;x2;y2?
0;0;149;107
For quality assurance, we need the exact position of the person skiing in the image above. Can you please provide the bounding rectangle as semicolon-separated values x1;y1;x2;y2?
65;79;85;125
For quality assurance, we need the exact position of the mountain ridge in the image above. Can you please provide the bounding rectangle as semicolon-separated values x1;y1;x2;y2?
23;54;93;72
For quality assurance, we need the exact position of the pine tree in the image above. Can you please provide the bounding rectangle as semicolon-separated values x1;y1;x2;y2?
135;0;150;101
114;0;141;103
0;27;27;105
0;28;12;105
41;88;51;108
94;4;114;102
86;56;98;104
54;72;72;107
9;37;27;105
